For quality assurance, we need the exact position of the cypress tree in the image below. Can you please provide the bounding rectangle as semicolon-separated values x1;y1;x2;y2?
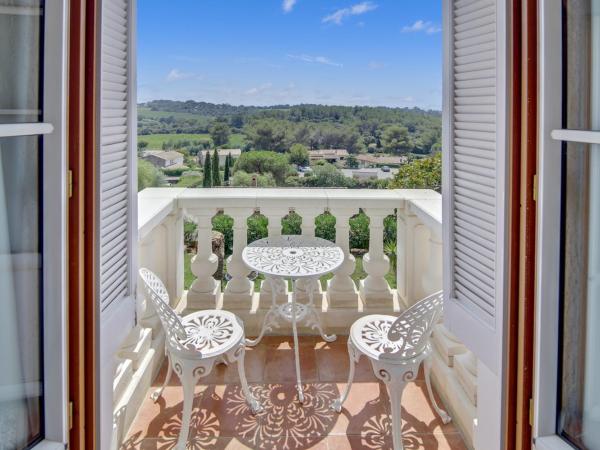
212;148;222;186
202;151;212;187
223;153;231;184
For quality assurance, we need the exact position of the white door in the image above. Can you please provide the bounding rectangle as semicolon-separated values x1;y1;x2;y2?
535;1;600;449
442;1;508;448
96;0;138;448
0;1;68;449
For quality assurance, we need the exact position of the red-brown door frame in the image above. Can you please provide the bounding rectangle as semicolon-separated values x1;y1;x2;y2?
67;0;99;448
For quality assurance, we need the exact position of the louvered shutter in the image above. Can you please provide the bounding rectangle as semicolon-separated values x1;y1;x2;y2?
442;0;508;374
98;0;137;314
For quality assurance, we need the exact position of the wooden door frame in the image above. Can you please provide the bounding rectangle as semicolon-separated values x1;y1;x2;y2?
506;0;538;449
67;1;99;448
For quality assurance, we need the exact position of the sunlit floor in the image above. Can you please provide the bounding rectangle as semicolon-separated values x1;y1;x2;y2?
122;336;467;450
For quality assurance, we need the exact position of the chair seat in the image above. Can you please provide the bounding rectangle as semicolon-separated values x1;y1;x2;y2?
178;310;244;358
350;314;427;362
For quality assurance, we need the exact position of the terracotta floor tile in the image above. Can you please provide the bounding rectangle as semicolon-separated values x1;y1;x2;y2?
315;342;377;382
264;344;318;382
124;341;466;450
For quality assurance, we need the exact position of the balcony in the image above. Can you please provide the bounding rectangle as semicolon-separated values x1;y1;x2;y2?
113;188;478;449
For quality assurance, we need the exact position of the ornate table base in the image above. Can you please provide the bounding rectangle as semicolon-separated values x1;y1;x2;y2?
246;276;336;403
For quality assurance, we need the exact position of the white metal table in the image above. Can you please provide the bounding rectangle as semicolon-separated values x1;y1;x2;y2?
242;235;344;403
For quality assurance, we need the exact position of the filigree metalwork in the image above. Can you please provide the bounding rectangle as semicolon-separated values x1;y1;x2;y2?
181;313;235;352
242;235;344;279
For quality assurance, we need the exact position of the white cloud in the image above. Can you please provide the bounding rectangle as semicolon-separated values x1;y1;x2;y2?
402;20;441;34
282;0;297;13
368;61;386;70
166;68;195;82
322;2;378;25
245;82;273;96
287;54;343;67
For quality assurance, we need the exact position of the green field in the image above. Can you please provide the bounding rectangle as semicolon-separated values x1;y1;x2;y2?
138;133;246;150
138;106;203;121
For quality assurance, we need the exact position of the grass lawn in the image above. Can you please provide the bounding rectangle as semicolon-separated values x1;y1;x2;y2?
138;132;246;150
183;252;396;292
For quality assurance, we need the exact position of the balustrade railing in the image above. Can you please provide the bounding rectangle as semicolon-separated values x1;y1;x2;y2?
128;187;477;448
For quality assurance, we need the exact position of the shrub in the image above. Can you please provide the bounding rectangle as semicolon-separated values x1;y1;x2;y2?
233;151;289;184
231;170;276;187
137;159;165;191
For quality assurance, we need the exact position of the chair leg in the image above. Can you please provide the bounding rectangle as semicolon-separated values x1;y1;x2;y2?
387;380;406;450
331;342;359;412
176;370;195;450
151;353;172;403
424;357;451;424
235;346;263;414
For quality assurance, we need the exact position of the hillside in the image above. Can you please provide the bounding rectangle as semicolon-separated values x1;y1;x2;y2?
138;100;442;155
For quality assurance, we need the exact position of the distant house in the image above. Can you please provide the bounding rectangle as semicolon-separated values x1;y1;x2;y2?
356;154;407;168
199;149;241;166
143;150;184;168
341;168;398;181
308;149;348;164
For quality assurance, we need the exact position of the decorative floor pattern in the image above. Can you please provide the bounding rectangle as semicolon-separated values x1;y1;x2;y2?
122;336;467;450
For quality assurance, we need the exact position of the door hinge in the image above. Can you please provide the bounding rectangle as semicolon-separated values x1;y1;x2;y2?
532;174;538;202
68;169;73;199
529;398;534;427
69;400;74;430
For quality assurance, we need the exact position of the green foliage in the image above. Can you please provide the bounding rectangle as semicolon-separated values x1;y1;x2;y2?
210;120;231;147
137;159;165;191
212;214;234;255
234;151;289;184
302;163;350;188
245;120;288;152
184;220;197;249
231;170;276;187
282;212;302;235
247;214;268;244
176;175;203;188
211;148;222;186
162;166;188;177
346;154;359;169
349;213;370;249
223;153;231;183
287;143;310;166
315;213;336;242
382;125;410;154
202;152;212;187
138;140;148;150
389;152;442;191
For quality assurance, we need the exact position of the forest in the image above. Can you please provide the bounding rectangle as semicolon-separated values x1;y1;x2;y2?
138;100;442;156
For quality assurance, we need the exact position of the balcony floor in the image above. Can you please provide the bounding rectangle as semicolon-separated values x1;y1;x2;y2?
122;336;467;450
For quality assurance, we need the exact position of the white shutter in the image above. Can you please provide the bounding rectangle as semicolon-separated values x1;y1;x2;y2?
98;0;137;313
442;0;508;374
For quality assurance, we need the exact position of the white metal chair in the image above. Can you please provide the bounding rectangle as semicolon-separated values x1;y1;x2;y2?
331;291;450;450
139;268;262;450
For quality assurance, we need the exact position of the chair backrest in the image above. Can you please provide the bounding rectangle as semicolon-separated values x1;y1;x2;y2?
386;291;443;359
139;268;187;341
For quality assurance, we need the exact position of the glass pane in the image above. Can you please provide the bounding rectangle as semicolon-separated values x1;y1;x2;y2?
0;136;42;448
0;0;43;124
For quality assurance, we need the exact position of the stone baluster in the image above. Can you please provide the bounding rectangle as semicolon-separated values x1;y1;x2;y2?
421;227;443;296
396;206;422;309
137;232;160;331
359;208;394;309
165;208;184;307
326;208;359;309
295;207;323;301
259;207;288;307
187;210;221;309
223;207;254;308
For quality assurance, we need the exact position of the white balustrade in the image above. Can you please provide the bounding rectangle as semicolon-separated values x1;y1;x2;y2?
359;207;394;309
120;187;478;450
258;206;289;307
295;206;324;301
223;207;255;308
186;209;222;309
326;208;359;309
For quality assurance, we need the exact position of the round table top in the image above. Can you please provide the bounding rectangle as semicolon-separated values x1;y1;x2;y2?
242;235;344;279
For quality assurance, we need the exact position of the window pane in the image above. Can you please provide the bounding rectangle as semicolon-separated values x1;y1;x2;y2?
560;2;600;448
0;141;43;444
0;1;43;124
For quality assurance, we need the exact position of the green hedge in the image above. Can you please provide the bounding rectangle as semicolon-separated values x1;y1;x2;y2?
186;209;396;257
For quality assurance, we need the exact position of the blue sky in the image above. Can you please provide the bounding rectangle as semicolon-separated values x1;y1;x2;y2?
137;1;442;110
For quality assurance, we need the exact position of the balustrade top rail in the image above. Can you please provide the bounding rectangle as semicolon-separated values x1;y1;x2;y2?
139;187;442;240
